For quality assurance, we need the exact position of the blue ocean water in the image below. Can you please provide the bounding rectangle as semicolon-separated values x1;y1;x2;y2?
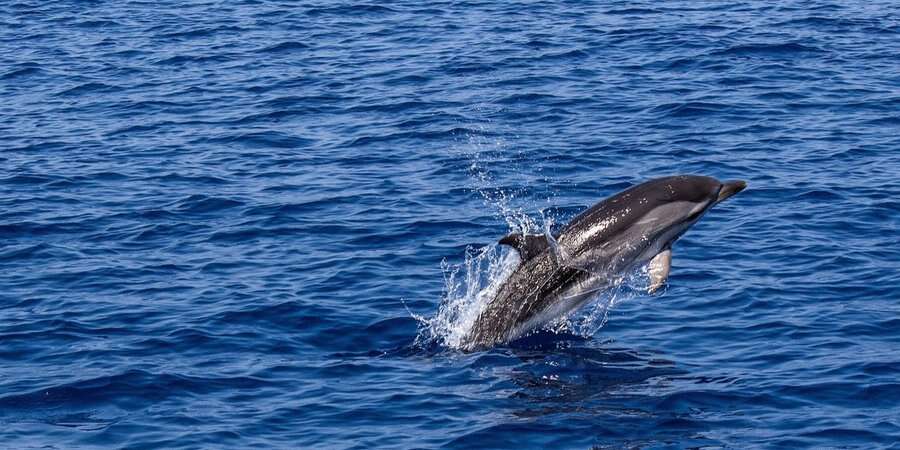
3;0;900;448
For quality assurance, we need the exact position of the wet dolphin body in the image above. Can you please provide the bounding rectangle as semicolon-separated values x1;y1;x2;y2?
461;175;746;351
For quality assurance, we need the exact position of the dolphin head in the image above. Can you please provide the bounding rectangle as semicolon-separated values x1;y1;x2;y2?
635;175;747;251
560;175;747;252
675;175;746;214
715;179;747;204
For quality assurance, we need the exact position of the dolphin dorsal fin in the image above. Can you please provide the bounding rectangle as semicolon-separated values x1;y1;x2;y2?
498;233;550;261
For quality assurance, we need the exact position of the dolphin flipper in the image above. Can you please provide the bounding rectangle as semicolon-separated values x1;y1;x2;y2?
647;249;672;294
499;233;550;261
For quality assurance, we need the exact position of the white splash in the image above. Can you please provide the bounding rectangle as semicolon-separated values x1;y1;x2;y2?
416;244;521;349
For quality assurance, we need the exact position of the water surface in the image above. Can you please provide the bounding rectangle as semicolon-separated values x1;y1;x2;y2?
3;1;900;448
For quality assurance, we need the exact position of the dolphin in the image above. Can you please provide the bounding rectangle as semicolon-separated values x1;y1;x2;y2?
461;175;746;351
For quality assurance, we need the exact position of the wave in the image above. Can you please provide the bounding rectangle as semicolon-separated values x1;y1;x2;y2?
713;42;824;57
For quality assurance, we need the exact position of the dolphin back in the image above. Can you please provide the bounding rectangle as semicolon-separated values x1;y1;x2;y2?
558;176;720;251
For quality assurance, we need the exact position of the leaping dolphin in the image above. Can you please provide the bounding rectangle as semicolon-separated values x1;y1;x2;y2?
461;175;746;351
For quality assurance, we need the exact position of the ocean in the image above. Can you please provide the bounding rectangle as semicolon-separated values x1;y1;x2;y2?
3;1;900;448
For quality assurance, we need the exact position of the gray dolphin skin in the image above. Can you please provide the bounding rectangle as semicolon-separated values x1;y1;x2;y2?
461;175;747;351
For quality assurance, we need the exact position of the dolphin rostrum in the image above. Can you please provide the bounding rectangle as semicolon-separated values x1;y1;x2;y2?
461;175;746;351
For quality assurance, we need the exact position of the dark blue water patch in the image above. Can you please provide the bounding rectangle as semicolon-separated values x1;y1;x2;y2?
305;4;399;17
604;8;662;15
649;101;735;118
2;66;45;80
157;25;247;41
54;82;124;97
714;42;825;58
153;53;238;67
0;369;268;412
168;195;244;214
256;41;310;53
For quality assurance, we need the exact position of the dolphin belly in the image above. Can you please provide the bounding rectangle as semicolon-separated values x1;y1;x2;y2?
509;271;609;339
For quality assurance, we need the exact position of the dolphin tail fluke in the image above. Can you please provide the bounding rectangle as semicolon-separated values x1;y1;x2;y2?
499;233;550;261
